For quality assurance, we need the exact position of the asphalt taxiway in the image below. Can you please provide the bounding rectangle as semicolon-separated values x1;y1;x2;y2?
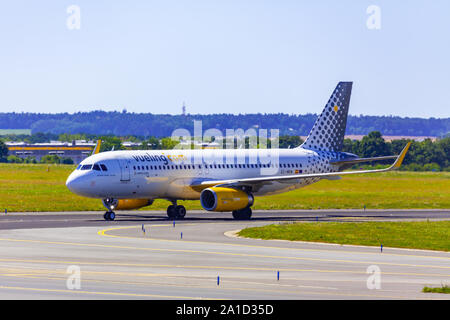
0;210;448;299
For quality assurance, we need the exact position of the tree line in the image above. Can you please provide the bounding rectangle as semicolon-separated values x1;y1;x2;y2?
0;111;448;137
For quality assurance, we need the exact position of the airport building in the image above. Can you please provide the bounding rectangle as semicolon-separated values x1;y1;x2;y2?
6;140;96;164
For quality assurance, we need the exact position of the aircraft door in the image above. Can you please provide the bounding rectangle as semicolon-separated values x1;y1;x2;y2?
117;159;131;181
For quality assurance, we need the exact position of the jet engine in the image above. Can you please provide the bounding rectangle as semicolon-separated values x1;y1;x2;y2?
200;187;254;212
102;198;153;211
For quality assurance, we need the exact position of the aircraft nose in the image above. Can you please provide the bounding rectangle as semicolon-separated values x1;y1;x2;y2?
66;172;86;195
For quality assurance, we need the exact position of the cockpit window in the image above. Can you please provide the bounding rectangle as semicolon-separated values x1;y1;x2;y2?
100;164;108;171
81;164;92;170
93;164;101;171
76;164;82;170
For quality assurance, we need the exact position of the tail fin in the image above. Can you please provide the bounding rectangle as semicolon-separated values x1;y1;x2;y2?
91;140;102;156
300;82;352;152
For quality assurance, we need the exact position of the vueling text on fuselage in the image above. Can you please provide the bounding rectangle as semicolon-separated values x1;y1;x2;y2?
132;153;169;165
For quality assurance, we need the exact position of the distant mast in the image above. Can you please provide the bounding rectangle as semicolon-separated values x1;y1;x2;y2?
182;101;187;116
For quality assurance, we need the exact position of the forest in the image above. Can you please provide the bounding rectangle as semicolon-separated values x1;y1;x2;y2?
0;111;448;137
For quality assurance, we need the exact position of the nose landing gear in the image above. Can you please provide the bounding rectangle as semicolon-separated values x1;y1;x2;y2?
102;198;118;221
104;211;116;221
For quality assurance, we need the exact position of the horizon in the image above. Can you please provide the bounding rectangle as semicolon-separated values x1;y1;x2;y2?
0;110;449;120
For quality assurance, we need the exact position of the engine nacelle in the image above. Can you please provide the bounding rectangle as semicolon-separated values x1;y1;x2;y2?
102;198;153;211
200;187;254;212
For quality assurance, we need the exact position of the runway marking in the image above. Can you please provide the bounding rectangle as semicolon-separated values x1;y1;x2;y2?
0;275;422;300
0;258;449;279
0;268;339;292
0;285;217;300
98;225;450;261
0;234;449;273
0;263;444;299
0;269;431;292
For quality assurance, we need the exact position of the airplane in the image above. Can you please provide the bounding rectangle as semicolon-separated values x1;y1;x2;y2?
66;82;411;221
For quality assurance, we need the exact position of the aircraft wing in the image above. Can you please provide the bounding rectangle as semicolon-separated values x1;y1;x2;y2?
190;142;411;192
330;155;398;166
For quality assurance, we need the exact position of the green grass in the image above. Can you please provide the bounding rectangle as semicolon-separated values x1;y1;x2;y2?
422;285;450;294
0;163;449;212
238;221;450;251
254;171;450;210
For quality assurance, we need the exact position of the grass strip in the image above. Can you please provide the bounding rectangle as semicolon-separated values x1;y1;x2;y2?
238;221;450;252
422;285;450;294
0;164;449;212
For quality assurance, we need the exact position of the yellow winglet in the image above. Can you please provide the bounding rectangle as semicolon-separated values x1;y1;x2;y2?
392;142;411;169
91;140;102;156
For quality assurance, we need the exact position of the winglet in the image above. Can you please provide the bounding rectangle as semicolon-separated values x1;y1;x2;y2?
392;142;411;169
91;140;102;156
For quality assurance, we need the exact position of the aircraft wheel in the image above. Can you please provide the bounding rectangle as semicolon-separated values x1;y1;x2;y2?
104;211;116;221
232;207;252;220
167;205;177;219
175;205;186;219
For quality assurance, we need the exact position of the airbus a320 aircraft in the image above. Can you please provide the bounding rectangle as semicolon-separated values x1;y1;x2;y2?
66;82;411;221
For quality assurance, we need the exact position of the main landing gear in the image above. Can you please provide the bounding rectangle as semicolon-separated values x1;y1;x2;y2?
232;207;252;220
104;211;116;221
167;200;186;220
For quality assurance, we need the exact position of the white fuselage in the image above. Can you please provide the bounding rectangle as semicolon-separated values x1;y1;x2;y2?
66;147;343;200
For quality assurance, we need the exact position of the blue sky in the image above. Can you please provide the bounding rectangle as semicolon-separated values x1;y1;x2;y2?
0;0;449;117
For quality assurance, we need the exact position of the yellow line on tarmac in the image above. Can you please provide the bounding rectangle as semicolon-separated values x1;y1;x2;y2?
0;233;449;272
98;225;450;263
0;257;448;278
0;273;419;300
0;285;214;300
